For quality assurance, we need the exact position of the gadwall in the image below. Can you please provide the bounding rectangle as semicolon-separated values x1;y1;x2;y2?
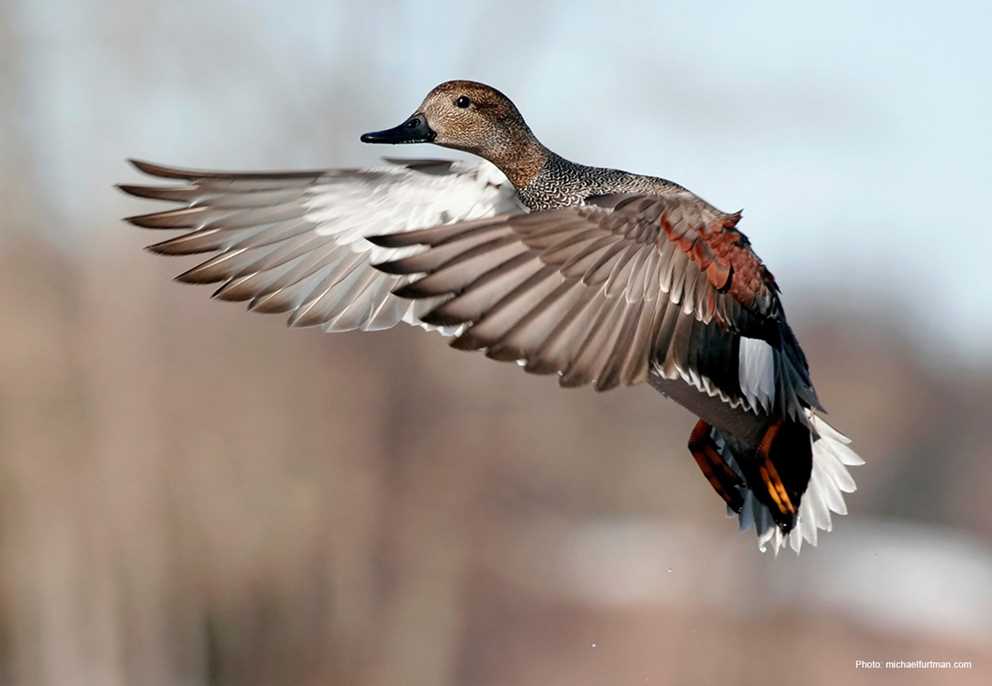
119;80;863;554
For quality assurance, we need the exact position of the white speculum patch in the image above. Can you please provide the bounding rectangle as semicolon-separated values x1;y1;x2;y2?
738;336;776;413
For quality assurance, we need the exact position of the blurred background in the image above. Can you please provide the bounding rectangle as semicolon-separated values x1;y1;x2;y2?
2;1;991;684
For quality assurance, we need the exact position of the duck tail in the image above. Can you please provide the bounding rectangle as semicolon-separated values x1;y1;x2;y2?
714;411;864;555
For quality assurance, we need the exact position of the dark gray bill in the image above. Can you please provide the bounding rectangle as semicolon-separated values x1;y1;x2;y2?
360;113;436;144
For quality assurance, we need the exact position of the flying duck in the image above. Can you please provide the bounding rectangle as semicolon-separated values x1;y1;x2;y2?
119;80;863;554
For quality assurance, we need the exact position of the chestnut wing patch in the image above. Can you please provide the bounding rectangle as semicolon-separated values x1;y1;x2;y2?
655;197;778;318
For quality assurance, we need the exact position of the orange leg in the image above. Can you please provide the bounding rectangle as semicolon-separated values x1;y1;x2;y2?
756;420;797;516
688;419;745;513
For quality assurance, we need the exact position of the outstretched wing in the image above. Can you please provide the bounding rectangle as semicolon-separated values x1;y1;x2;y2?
119;158;522;332
371;192;821;420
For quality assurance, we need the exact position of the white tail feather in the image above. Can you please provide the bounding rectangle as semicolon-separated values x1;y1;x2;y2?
719;411;863;555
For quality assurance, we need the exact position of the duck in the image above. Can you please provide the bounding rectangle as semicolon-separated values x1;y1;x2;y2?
119;80;863;554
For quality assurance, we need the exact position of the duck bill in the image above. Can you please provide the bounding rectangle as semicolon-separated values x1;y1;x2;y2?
360;113;436;145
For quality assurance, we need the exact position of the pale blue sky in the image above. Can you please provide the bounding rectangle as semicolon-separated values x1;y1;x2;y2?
7;0;991;360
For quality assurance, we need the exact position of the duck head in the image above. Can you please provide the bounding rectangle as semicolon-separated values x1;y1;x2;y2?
361;80;547;188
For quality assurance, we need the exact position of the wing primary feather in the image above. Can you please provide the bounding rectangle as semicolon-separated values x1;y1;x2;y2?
560;294;627;388
393;240;527;299
117;183;199;203
128;159;325;181
595;298;645;391
367;215;511;249
146;228;225;255
620;296;664;385
451;263;560;353
420;253;541;326
126;206;210;229
522;286;603;373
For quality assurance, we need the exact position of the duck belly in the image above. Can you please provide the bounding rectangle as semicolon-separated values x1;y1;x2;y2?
647;368;769;447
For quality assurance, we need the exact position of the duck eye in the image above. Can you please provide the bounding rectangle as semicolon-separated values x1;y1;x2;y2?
455;96;471;109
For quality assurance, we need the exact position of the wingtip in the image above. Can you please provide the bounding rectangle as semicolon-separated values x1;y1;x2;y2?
123;213;150;227
116;183;149;201
391;282;427;299
123;211;174;228
117;183;159;199
366;231;436;249
449;332;485;352
370;259;407;275
127;158;158;174
419;309;464;328
366;233;407;248
174;266;222;285
126;159;201;180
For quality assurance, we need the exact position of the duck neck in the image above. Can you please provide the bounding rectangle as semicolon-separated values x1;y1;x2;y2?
481;126;550;190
